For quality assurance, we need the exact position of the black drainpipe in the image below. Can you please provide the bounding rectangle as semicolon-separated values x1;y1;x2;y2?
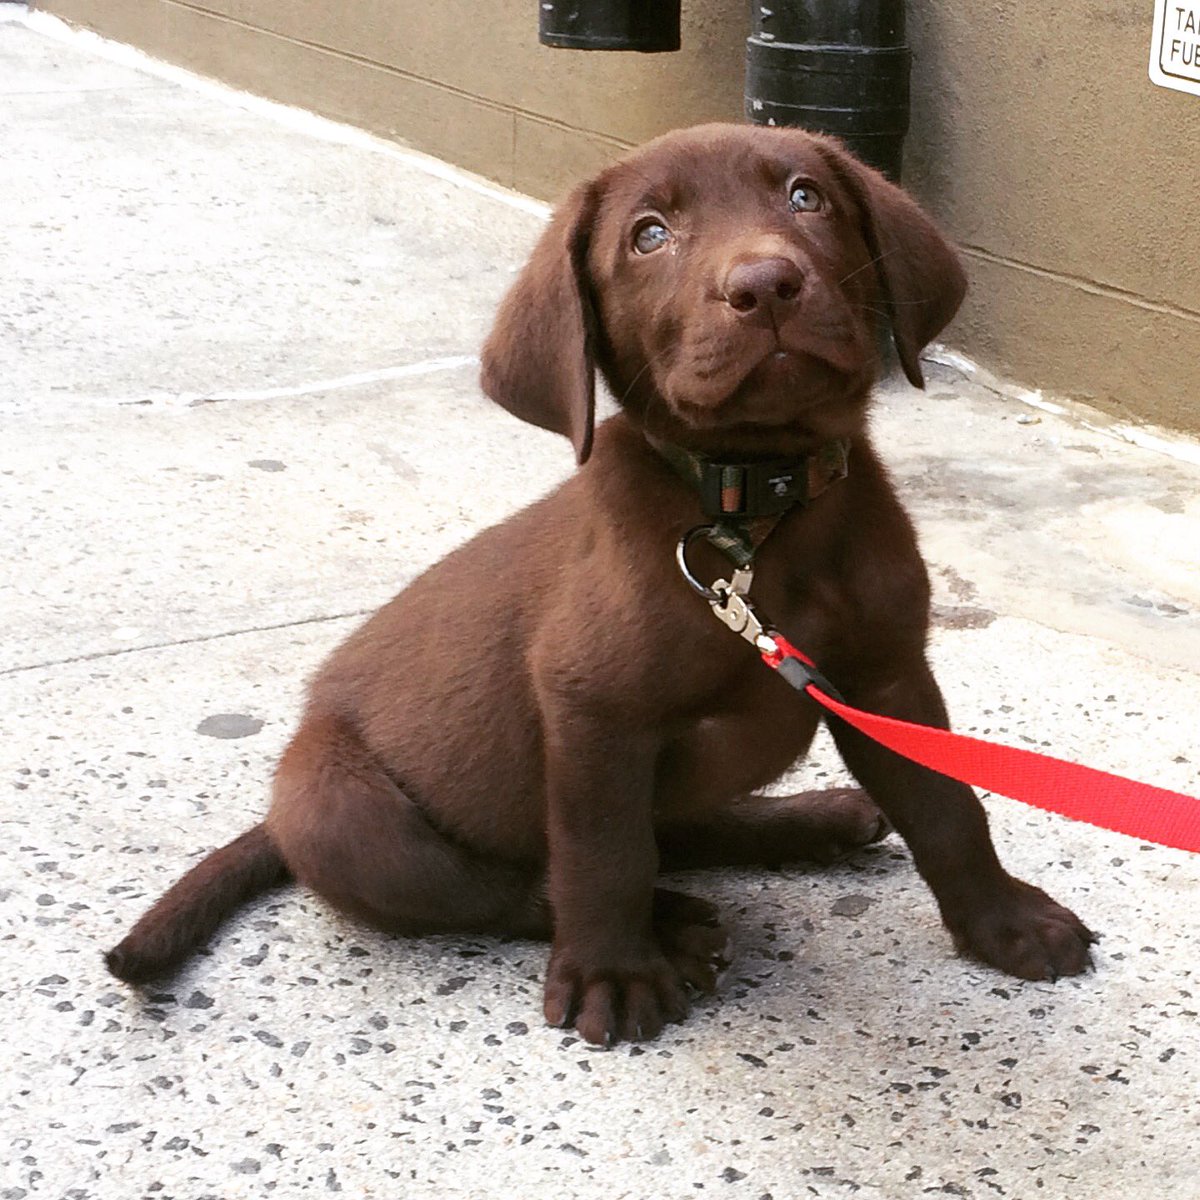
537;1;910;182
745;1;911;181
539;1;682;53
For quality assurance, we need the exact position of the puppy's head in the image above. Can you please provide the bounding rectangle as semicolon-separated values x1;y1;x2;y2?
481;124;966;464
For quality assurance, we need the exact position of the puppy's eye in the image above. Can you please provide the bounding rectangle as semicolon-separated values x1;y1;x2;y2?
788;181;823;213
633;220;671;254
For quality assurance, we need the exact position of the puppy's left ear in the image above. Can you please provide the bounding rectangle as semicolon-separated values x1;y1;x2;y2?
821;142;967;388
480;181;600;465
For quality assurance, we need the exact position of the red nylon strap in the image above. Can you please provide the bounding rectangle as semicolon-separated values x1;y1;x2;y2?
762;636;1200;854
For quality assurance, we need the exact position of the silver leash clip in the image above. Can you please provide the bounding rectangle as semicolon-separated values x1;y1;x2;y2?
709;572;779;654
676;525;779;654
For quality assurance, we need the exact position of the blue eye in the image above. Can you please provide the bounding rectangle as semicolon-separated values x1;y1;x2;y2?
789;181;823;213
633;220;671;254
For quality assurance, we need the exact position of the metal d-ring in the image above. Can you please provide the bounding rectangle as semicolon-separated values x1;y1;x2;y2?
676;525;724;602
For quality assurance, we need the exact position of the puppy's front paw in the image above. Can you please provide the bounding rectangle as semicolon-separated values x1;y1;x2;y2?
947;877;1096;982
543;944;690;1047
544;898;731;1046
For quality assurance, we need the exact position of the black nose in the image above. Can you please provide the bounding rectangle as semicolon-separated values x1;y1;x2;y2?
723;257;805;320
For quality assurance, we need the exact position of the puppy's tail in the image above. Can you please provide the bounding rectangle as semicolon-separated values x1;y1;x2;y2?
105;822;289;984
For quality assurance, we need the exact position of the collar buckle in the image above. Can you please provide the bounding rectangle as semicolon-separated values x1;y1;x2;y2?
700;458;807;520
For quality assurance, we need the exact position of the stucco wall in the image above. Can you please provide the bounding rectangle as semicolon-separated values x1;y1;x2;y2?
904;2;1199;434
36;0;1200;433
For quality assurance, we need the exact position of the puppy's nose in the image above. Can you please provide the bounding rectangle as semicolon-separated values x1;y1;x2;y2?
723;257;805;320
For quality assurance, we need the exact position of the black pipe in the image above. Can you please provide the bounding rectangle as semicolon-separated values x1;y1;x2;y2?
745;1;911;180
540;0;681;53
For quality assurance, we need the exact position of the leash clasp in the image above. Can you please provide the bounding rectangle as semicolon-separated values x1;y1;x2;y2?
677;524;779;652
709;581;779;654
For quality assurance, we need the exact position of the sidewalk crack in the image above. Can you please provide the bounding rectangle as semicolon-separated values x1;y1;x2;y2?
101;355;480;409
0;610;373;678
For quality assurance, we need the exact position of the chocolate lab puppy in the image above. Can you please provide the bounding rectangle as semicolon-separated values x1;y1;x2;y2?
106;124;1094;1045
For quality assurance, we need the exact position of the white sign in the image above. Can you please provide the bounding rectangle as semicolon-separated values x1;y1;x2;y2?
1150;0;1200;97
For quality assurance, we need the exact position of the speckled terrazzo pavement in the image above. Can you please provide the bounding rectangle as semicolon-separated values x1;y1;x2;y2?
2;12;1199;1200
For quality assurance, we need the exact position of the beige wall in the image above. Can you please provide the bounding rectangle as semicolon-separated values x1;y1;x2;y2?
37;0;1200;433
905;2;1199;434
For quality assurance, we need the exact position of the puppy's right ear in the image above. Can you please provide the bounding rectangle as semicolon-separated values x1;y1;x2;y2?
480;182;600;465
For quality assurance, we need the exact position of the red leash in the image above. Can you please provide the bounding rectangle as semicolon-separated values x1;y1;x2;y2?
676;527;1200;854
763;635;1200;855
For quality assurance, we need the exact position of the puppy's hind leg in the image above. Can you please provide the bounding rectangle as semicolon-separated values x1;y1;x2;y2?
268;714;549;939
657;788;889;870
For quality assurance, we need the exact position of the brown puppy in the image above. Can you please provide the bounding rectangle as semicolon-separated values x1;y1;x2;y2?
106;124;1094;1045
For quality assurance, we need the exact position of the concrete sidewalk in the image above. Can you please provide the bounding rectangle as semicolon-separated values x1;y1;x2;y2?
2;10;1198;1199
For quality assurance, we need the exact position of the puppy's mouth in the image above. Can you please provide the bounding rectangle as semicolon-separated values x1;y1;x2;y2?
670;337;863;424
710;349;825;413
760;327;866;377
750;346;821;384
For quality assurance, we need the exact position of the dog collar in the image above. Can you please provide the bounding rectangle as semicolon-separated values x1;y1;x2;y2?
648;434;850;569
647;436;850;521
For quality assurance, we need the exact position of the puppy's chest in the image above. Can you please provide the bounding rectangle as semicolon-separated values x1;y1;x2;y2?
654;656;822;817
650;570;861;810
732;552;852;652
668;572;840;721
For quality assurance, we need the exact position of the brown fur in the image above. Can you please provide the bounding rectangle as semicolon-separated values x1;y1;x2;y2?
106;125;1093;1045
